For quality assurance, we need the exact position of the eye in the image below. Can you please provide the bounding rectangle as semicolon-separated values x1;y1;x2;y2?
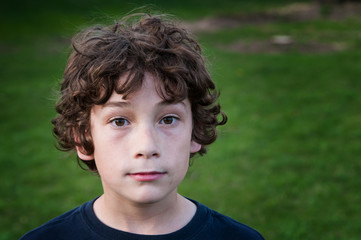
110;118;129;127
160;116;178;125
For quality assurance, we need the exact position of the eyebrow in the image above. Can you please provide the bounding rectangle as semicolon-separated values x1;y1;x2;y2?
102;101;131;108
102;100;186;109
158;100;186;109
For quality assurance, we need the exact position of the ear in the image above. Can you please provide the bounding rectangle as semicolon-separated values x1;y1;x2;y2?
75;145;94;161
74;130;94;161
190;140;201;154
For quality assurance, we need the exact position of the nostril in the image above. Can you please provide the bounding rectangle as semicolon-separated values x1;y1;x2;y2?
152;152;160;158
135;150;160;159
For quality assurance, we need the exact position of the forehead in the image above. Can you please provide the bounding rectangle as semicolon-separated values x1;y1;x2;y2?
114;71;187;103
101;73;190;109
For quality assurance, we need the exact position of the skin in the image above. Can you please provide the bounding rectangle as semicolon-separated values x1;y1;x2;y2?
76;73;201;235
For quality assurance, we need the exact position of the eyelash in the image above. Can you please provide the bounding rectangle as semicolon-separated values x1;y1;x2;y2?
160;115;179;125
109;115;179;127
110;117;130;127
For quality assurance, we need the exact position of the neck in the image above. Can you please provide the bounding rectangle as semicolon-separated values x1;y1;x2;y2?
93;193;196;235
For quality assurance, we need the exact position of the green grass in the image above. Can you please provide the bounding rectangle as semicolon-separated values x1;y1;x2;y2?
1;0;361;239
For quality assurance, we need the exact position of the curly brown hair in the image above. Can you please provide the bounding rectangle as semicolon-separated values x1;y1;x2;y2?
52;13;227;172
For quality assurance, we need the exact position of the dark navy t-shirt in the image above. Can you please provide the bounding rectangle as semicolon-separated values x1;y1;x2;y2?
20;198;265;240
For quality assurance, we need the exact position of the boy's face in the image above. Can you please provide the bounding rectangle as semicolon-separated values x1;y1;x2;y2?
77;73;201;205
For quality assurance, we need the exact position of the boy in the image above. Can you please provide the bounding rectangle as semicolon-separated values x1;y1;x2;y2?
20;13;264;239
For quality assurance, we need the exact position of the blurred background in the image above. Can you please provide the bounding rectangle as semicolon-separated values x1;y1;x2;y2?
1;0;361;239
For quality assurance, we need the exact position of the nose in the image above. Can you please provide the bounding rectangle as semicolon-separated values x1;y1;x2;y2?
133;124;160;159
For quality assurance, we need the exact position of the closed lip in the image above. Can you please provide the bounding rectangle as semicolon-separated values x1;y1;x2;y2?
128;171;166;182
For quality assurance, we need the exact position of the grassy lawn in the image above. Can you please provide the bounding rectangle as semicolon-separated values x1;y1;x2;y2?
1;0;361;239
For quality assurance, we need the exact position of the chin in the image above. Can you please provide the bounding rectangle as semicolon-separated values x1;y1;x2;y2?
130;189;175;205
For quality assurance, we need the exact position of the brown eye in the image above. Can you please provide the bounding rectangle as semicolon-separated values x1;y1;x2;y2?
160;116;177;125
111;118;129;127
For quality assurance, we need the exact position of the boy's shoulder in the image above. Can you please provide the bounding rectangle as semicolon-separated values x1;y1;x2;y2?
19;201;93;240
193;200;265;240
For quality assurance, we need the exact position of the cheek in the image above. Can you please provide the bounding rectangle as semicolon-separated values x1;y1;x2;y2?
163;132;192;154
166;135;192;168
92;134;129;166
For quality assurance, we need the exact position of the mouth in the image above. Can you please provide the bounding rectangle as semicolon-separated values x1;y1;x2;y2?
128;171;166;182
